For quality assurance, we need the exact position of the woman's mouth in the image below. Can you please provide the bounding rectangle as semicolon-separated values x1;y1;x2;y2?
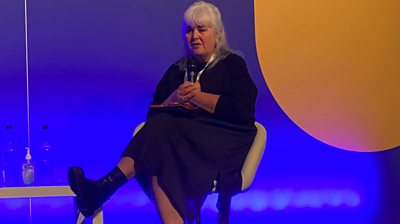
191;43;202;48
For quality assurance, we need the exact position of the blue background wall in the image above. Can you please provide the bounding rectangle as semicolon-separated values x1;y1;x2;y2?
0;0;399;223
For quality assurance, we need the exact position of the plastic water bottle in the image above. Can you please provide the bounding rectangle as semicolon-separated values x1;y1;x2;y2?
22;147;34;185
2;125;19;187
37;125;54;185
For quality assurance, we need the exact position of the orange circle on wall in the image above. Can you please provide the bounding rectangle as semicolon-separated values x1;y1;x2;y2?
254;0;399;152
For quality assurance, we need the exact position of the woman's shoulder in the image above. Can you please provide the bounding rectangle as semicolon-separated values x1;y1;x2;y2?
164;59;184;74
217;52;248;71
158;59;184;81
224;52;244;60
220;52;246;65
170;60;183;70
168;58;186;72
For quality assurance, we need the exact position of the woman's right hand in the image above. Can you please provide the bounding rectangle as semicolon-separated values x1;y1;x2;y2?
163;81;198;105
162;81;219;113
177;81;201;102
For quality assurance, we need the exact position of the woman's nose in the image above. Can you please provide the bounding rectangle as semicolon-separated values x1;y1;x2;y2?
192;29;200;39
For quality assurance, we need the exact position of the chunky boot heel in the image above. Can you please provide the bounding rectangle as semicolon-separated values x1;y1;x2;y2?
68;167;98;217
68;166;127;217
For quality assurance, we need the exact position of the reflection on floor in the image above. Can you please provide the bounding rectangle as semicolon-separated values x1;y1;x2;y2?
0;183;366;224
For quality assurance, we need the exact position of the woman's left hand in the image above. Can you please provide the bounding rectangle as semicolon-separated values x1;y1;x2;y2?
180;81;201;102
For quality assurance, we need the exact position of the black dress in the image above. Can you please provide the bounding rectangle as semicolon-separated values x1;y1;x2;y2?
122;53;258;223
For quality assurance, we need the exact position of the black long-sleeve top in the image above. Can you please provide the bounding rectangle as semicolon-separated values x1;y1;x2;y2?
149;53;258;126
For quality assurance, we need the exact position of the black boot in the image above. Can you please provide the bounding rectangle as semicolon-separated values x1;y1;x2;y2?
68;166;127;217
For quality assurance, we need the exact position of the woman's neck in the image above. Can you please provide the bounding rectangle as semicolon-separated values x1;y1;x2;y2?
195;52;215;63
194;56;208;63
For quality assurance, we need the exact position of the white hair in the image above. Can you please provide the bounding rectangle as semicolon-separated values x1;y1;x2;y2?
179;1;235;69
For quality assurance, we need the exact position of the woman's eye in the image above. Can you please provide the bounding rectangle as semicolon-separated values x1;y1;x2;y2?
186;28;193;33
198;27;207;32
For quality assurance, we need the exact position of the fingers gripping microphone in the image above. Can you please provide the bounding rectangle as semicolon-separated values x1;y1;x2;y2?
187;58;199;83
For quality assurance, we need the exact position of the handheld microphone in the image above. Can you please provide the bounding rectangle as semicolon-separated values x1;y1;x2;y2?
187;58;199;83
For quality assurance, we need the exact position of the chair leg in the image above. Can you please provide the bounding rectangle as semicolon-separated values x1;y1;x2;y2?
217;193;232;224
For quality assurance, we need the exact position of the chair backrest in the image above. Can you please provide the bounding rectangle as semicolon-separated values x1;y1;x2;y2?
241;122;267;191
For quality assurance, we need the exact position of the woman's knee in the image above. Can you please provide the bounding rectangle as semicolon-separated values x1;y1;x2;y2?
147;113;177;130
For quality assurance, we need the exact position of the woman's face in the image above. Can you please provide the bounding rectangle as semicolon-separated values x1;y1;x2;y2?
185;24;217;62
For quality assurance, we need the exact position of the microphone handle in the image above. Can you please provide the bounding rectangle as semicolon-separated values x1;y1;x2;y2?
190;71;195;82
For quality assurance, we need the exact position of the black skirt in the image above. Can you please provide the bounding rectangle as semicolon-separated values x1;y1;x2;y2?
122;112;256;222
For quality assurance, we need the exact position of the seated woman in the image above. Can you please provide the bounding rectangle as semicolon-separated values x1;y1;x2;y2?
68;1;258;223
